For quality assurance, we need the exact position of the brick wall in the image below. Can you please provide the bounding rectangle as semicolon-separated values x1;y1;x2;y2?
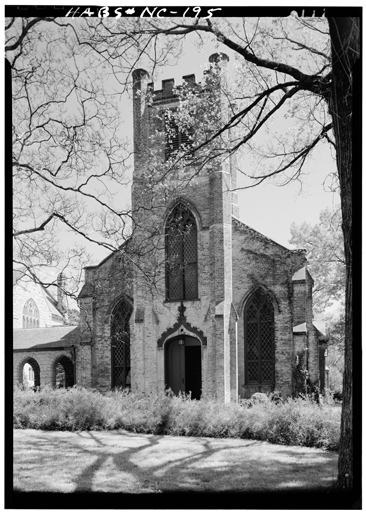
78;251;133;391
232;220;307;398
292;269;319;385
13;349;74;388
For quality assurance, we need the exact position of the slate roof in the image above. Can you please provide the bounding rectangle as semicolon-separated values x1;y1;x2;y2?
292;267;306;281
293;322;307;334
293;321;328;340
313;320;327;338
46;296;63;317
13;268;64;318
13;326;80;351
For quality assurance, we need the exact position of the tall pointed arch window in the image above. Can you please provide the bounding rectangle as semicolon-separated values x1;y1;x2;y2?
22;298;40;328
244;289;275;385
166;203;198;301
111;299;132;389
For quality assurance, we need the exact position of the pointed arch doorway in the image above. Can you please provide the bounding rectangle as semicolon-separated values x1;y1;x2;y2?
165;336;202;399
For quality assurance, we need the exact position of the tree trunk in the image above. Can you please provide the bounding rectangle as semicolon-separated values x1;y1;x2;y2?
327;17;360;493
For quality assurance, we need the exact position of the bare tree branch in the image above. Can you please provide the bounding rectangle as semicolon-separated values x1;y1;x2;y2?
13;213;59;237
5;17;55;52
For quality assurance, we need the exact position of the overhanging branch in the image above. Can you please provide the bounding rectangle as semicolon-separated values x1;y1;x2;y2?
5;17;55;52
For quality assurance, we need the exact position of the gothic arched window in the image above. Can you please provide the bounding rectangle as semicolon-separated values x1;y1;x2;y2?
111;299;132;389
166;203;198;301
244;290;275;385
22;298;40;329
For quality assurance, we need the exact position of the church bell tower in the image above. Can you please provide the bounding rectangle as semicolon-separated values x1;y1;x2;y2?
130;53;238;402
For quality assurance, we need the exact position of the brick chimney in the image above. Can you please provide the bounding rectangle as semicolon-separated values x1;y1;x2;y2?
57;272;66;314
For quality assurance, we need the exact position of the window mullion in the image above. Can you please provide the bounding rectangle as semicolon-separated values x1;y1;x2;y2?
180;228;185;299
258;312;262;384
166;205;197;301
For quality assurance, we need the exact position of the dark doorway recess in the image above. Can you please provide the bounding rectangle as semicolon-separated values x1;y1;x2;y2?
55;356;75;388
165;335;202;399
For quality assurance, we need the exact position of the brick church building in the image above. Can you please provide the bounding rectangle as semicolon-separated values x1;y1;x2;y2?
13;270;78;389
75;53;328;402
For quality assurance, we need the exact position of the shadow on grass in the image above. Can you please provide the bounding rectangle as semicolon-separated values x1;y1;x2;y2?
15;431;339;490
11;429;357;509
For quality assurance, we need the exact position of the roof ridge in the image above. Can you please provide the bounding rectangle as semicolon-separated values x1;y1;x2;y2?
85;237;132;269
232;216;294;253
14;267;63;315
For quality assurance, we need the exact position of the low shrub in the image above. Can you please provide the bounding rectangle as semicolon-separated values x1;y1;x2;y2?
13;386;341;451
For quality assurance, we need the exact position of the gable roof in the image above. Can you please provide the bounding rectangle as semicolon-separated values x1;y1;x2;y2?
292;266;314;285
293;322;307;334
232;216;305;255
13;326;79;351
13;267;64;319
78;282;94;299
293;321;328;340
87;238;132;270
292;267;307;281
313;320;327;338
79;239;132;299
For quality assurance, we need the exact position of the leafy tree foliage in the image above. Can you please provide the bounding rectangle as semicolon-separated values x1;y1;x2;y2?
289;206;345;314
65;308;80;326
326;310;345;391
289;206;346;396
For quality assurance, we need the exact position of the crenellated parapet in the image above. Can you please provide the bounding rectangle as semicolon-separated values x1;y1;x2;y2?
148;74;201;103
133;52;229;113
131;52;231;188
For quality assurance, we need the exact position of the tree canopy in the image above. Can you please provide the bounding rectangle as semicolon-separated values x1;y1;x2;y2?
289;206;345;314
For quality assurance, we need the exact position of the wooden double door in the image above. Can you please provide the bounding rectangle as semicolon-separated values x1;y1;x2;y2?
165;336;202;400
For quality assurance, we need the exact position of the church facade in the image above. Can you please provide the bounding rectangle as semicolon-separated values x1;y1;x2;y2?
76;53;327;402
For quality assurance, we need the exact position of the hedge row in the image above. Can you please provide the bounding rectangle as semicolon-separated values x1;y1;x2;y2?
13;386;341;451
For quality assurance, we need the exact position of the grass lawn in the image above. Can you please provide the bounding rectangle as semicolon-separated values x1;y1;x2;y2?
13;428;338;494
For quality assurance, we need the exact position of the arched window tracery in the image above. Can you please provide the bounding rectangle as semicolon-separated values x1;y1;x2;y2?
165;203;198;301
244;289;275;385
22;298;40;329
111;299;132;389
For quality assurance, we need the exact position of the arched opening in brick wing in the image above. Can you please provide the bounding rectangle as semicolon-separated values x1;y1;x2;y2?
244;289;275;390
111;299;132;389
54;356;75;388
20;358;41;389
165;335;202;400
